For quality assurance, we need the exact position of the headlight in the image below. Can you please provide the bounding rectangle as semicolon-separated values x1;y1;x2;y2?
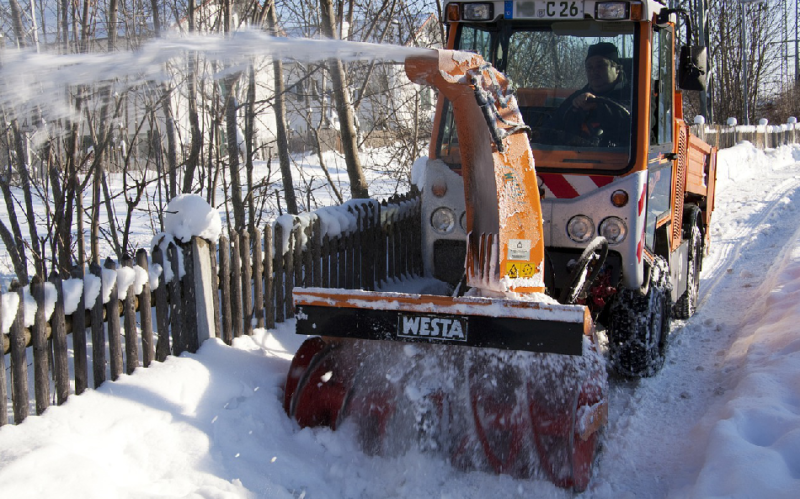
463;3;493;21
599;217;627;244
567;215;595;243
431;207;456;235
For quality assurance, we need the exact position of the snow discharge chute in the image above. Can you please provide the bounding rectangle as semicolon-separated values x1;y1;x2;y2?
283;49;608;492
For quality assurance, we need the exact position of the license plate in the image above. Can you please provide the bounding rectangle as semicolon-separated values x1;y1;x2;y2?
509;0;584;19
397;313;469;342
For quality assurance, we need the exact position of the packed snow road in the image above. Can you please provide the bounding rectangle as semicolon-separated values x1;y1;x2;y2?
590;143;800;498
1;143;800;498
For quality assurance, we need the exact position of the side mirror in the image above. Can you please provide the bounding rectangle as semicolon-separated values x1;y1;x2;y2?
678;46;707;92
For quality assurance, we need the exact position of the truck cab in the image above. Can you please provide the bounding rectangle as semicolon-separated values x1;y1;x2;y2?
420;0;716;376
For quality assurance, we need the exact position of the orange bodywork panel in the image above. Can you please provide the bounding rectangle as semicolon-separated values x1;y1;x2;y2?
406;50;546;294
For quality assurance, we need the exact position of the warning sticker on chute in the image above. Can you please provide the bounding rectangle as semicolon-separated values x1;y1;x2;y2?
508;239;531;260
505;261;539;278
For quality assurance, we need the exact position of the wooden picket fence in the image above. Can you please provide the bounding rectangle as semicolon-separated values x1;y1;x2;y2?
1;190;421;426
691;123;800;150
214;192;422;342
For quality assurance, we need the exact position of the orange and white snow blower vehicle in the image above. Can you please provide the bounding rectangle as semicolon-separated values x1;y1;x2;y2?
284;0;716;491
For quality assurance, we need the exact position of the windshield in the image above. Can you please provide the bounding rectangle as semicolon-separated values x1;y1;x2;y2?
441;21;637;172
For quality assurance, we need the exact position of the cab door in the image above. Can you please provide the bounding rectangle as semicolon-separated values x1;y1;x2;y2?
644;25;674;256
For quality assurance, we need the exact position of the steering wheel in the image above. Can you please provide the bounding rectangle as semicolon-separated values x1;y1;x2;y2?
561;96;631;146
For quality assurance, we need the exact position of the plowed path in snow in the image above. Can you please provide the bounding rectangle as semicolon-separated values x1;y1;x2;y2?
586;149;800;498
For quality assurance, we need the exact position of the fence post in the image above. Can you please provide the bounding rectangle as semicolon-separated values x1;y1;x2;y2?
241;230;253;336
90;262;106;387
303;221;313;288
70;266;88;393
312;217;322;287
168;244;184;356
10;287;27;423
31;276;50;415
219;234;233;345
209;242;221;338
253;227;264;329
274;224;285;324
104;258;123;381
189;236;217;348
122;254;140;374
151;247;170;362
289;224;300;318
136;249;154;367
181;241;198;353
264;225;275;329
231;232;244;338
48;271;69;405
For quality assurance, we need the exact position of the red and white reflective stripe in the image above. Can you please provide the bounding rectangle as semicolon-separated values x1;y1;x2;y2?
538;173;614;199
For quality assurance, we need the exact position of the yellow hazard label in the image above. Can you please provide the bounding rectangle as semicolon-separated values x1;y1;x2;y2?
505;261;539;279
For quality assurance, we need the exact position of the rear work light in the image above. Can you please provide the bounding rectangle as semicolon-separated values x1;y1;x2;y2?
596;2;629;20
463;3;493;20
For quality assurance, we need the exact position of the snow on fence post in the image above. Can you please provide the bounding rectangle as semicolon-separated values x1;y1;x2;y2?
104;258;123;381
167;244;184;356
70;265;88;394
264;225;275;329
49;271;69;405
151;247;171;362
10;286;28;423
0;294;7;426
32;276;50;415
312;217;322;288
136;249;154;367
253;227;264;329
231;232;244;339
187;236;216;349
122;254;140;374
90;262;106;388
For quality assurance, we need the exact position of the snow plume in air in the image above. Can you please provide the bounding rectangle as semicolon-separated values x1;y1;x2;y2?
0;28;432;129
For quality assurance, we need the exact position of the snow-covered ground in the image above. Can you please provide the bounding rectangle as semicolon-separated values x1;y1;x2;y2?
2;142;800;498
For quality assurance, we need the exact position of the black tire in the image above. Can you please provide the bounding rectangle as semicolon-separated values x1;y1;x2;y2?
674;225;702;319
607;257;673;378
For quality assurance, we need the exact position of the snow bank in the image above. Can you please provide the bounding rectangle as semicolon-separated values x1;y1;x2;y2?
716;142;800;186
675;226;800;499
163;194;222;243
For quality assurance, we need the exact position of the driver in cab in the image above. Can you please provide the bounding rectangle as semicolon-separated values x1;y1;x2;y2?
552;42;632;146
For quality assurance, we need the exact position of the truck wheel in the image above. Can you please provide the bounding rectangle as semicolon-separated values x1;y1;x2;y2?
607;257;672;378
674;225;702;319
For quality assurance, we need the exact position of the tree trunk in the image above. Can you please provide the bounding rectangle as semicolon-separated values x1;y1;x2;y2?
245;65;257;236
8;0;26;48
225;77;246;231
319;0;369;199
266;1;298;215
